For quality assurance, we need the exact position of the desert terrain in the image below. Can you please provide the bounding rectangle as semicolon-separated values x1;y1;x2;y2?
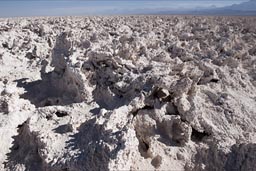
0;16;256;171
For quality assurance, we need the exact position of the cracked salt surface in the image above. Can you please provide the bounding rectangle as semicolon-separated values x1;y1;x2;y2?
0;15;256;171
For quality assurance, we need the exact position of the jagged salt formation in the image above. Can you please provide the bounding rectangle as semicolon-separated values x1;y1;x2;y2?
0;16;256;171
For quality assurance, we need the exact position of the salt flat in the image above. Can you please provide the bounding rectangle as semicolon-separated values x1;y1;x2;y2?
0;16;256;171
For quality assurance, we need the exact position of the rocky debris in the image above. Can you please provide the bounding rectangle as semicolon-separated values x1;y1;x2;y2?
0;16;256;171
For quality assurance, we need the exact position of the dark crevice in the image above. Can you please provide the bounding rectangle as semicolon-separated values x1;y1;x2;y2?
166;102;179;116
131;110;139;117
191;128;210;142
25;52;36;60
138;138;151;158
141;140;150;152
17;121;26;129
162;95;173;102
132;105;154;117
210;78;219;83
141;105;154;110
53;124;73;134
0;100;9;114
180;117;187;123
55;111;68;117
2;43;8;48
46;115;52;120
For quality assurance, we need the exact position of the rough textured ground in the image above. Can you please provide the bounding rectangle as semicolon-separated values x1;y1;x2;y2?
0;16;256;171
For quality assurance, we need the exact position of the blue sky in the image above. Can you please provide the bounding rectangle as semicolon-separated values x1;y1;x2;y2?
0;0;249;17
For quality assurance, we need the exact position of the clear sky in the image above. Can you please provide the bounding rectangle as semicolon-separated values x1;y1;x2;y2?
0;0;249;17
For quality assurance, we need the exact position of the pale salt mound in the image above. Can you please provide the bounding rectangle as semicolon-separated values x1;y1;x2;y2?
0;16;256;171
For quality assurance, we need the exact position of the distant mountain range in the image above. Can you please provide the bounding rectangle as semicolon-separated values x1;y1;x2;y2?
225;0;256;11
150;0;256;15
